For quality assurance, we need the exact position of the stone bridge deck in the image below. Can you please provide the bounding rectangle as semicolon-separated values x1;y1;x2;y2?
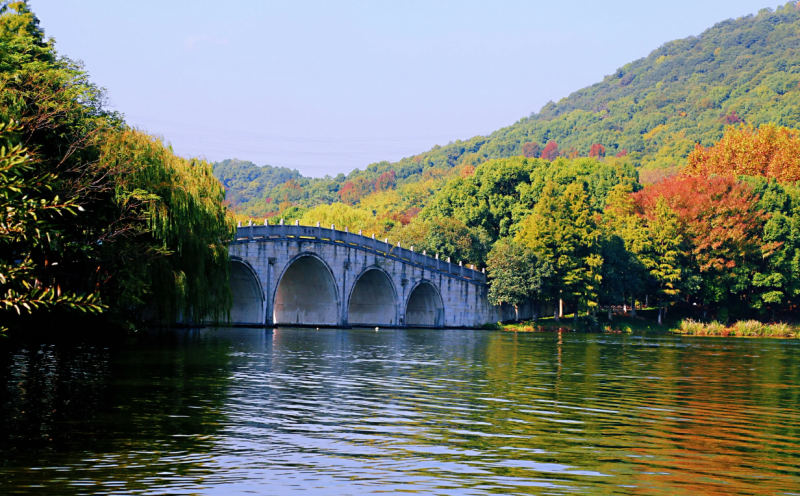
234;223;486;283
228;223;496;328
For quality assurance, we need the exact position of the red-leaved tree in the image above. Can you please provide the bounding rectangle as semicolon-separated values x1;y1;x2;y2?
721;110;744;126
338;177;375;205
589;143;606;158
541;141;559;161
375;170;397;191
632;175;778;308
522;141;540;158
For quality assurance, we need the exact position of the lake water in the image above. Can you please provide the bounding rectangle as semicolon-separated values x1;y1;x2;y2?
2;328;800;495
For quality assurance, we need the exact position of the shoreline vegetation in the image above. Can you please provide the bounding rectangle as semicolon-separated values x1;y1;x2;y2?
3;3;800;335
215;5;800;332
0;3;233;334
500;312;798;338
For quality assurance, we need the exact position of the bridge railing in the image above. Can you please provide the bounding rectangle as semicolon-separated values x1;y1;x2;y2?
233;223;486;284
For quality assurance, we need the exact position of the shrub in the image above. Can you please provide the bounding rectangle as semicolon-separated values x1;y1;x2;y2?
678;319;705;335
703;322;726;336
765;322;795;337
733;320;765;337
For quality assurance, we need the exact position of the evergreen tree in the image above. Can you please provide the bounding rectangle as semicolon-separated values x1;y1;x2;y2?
642;198;683;325
516;182;603;320
603;183;649;316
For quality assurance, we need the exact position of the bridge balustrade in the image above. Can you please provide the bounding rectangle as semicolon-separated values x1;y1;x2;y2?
233;224;486;284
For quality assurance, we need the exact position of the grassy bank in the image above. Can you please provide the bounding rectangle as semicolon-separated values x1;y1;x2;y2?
499;313;669;334
671;320;798;338
499;312;799;339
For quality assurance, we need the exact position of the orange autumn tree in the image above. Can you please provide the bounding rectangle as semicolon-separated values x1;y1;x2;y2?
685;124;800;183
632;175;780;315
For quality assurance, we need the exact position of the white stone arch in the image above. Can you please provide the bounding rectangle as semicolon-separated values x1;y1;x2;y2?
346;266;399;326
229;258;266;325
272;252;340;326
405;279;445;328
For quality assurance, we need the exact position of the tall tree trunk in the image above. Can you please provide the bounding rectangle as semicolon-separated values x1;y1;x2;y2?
658;296;663;325
631;294;637;318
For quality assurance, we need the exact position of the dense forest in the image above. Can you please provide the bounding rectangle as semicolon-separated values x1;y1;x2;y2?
0;2;233;332
216;3;800;324
217;2;800;218
3;1;799;332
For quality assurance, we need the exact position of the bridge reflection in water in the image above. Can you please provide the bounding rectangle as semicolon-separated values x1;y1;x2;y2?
228;223;494;328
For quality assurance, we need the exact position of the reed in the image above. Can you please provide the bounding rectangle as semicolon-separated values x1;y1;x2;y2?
765;322;796;338
732;320;765;337
677;319;706;335
674;319;798;338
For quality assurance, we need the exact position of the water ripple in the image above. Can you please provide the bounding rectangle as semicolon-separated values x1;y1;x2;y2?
2;328;800;494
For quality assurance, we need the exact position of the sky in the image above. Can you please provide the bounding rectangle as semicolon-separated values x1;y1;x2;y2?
30;0;779;178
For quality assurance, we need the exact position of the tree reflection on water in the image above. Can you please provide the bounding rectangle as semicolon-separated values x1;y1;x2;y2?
1;328;799;495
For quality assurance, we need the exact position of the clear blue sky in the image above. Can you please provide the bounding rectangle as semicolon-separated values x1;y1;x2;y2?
30;0;777;177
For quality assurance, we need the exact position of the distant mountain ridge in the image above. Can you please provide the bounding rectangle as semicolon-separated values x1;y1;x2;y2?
213;159;303;206
215;2;800;216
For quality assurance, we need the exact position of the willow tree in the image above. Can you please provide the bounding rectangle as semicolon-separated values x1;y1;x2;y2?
0;3;234;329
96;129;234;323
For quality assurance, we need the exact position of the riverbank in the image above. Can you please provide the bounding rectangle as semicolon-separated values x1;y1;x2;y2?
670;319;798;338
500;314;657;334
500;312;799;338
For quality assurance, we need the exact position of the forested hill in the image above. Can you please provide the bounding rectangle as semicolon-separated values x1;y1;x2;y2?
214;159;304;206
215;3;800;217
487;2;800;170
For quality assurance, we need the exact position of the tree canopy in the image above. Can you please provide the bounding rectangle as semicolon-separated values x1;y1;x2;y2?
0;2;233;330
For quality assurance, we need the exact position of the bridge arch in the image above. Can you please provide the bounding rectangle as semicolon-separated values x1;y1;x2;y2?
273;253;339;326
229;258;265;324
347;267;398;326
405;280;444;327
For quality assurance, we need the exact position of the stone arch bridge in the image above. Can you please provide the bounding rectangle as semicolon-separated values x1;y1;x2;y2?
228;223;499;328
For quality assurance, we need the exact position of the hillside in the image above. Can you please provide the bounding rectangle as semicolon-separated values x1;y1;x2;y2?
216;3;800;218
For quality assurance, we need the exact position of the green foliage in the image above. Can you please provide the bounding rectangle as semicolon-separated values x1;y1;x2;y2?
0;121;105;328
746;177;800;310
97;129;234;323
216;2;800;218
643;198;683;324
0;3;233;330
299;202;376;231
486;238;552;307
214;159;304;207
423;156;638;242
674;319;798;337
515;182;604;313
